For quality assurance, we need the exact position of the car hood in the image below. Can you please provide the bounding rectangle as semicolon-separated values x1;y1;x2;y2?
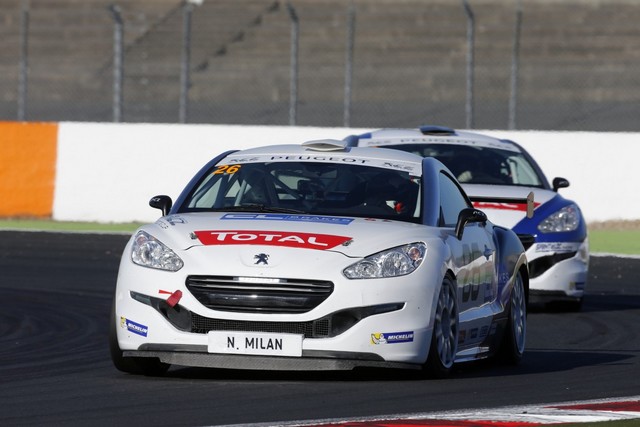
144;212;427;258
461;184;557;229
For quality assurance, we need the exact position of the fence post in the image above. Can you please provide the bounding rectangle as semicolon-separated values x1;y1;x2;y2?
286;2;299;126
508;0;523;130
343;0;355;128
462;0;475;129
18;0;29;121
108;4;124;123
179;1;196;124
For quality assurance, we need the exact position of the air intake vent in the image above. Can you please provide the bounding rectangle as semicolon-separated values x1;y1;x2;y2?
302;139;348;152
191;313;331;338
516;233;535;250
419;125;456;135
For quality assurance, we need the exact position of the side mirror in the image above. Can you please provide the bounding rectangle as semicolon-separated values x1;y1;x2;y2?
149;195;173;216
552;177;570;192
455;208;487;240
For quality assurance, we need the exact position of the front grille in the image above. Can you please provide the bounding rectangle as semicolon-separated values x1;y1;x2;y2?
186;275;334;314
191;312;330;338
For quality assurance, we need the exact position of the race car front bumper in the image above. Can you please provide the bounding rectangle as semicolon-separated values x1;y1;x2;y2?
527;239;589;302
113;248;443;370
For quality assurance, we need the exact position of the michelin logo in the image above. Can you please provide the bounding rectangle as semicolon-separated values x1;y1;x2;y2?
371;331;414;344
120;317;148;337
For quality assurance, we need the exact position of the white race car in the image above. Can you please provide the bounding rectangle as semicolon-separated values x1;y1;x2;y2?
110;140;528;377
348;126;588;310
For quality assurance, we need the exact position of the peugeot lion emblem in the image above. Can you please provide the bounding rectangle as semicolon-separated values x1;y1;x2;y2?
254;253;269;265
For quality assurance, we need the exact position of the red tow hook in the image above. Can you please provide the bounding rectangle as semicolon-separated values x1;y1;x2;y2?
159;290;183;308
166;290;183;307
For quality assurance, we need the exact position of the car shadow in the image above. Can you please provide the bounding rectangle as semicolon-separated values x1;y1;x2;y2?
450;349;634;379
157;347;633;382
164;364;423;382
528;293;640;313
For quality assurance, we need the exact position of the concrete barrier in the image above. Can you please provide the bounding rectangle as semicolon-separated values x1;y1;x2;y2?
1;121;637;224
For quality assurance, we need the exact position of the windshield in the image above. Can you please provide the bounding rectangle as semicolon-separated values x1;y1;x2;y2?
390;143;544;187
181;160;422;222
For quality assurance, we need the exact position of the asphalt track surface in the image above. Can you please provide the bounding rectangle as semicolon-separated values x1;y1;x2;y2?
1;230;639;427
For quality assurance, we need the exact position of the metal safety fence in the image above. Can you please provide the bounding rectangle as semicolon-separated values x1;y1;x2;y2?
2;0;640;131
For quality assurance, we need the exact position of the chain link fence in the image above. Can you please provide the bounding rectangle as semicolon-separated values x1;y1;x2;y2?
2;0;640;131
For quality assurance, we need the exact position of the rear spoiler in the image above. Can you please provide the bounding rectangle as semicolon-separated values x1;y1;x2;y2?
470;191;535;250
469;191;535;219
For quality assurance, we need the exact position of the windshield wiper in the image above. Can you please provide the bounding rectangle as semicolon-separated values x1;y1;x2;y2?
211;204;307;214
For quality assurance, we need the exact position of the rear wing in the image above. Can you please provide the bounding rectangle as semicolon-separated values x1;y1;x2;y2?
469;191;535;219
470;191;535;250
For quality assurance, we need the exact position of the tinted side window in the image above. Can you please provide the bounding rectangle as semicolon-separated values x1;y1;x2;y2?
439;172;471;227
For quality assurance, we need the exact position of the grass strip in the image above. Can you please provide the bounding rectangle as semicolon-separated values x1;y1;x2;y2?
0;219;141;234
588;229;640;255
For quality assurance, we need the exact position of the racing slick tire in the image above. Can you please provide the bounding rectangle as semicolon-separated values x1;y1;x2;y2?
109;299;171;376
424;276;459;378
499;269;527;365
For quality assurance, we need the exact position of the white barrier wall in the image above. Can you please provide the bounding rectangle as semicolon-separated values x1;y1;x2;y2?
54;123;369;223
486;130;638;224
53;123;639;224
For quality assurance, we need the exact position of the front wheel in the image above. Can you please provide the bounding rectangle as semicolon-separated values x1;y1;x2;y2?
499;270;527;364
424;276;459;378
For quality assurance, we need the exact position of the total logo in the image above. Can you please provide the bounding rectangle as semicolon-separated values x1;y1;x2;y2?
194;230;352;250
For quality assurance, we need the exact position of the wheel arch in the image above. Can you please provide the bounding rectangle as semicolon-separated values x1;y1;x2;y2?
489;224;529;314
519;261;530;306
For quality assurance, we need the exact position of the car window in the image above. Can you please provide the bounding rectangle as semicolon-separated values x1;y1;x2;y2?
439;172;471;227
182;161;422;223
388;143;544;187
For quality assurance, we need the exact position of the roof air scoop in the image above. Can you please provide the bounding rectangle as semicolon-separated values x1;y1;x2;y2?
419;125;456;136
302;139;349;152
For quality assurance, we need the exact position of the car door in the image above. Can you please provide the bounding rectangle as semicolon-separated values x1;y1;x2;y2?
438;171;498;349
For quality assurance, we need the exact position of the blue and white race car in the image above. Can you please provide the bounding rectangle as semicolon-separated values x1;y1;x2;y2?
110;140;528;377
347;126;588;310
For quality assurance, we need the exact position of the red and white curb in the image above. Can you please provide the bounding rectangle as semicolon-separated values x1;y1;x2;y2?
380;397;640;426
225;396;640;426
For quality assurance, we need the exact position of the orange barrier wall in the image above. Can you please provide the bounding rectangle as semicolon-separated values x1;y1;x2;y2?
0;122;58;217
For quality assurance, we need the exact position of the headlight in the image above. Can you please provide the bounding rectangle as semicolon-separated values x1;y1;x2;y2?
343;243;426;279
538;204;581;233
131;230;184;271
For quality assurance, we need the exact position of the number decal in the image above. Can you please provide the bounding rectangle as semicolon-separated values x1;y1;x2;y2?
213;165;241;175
